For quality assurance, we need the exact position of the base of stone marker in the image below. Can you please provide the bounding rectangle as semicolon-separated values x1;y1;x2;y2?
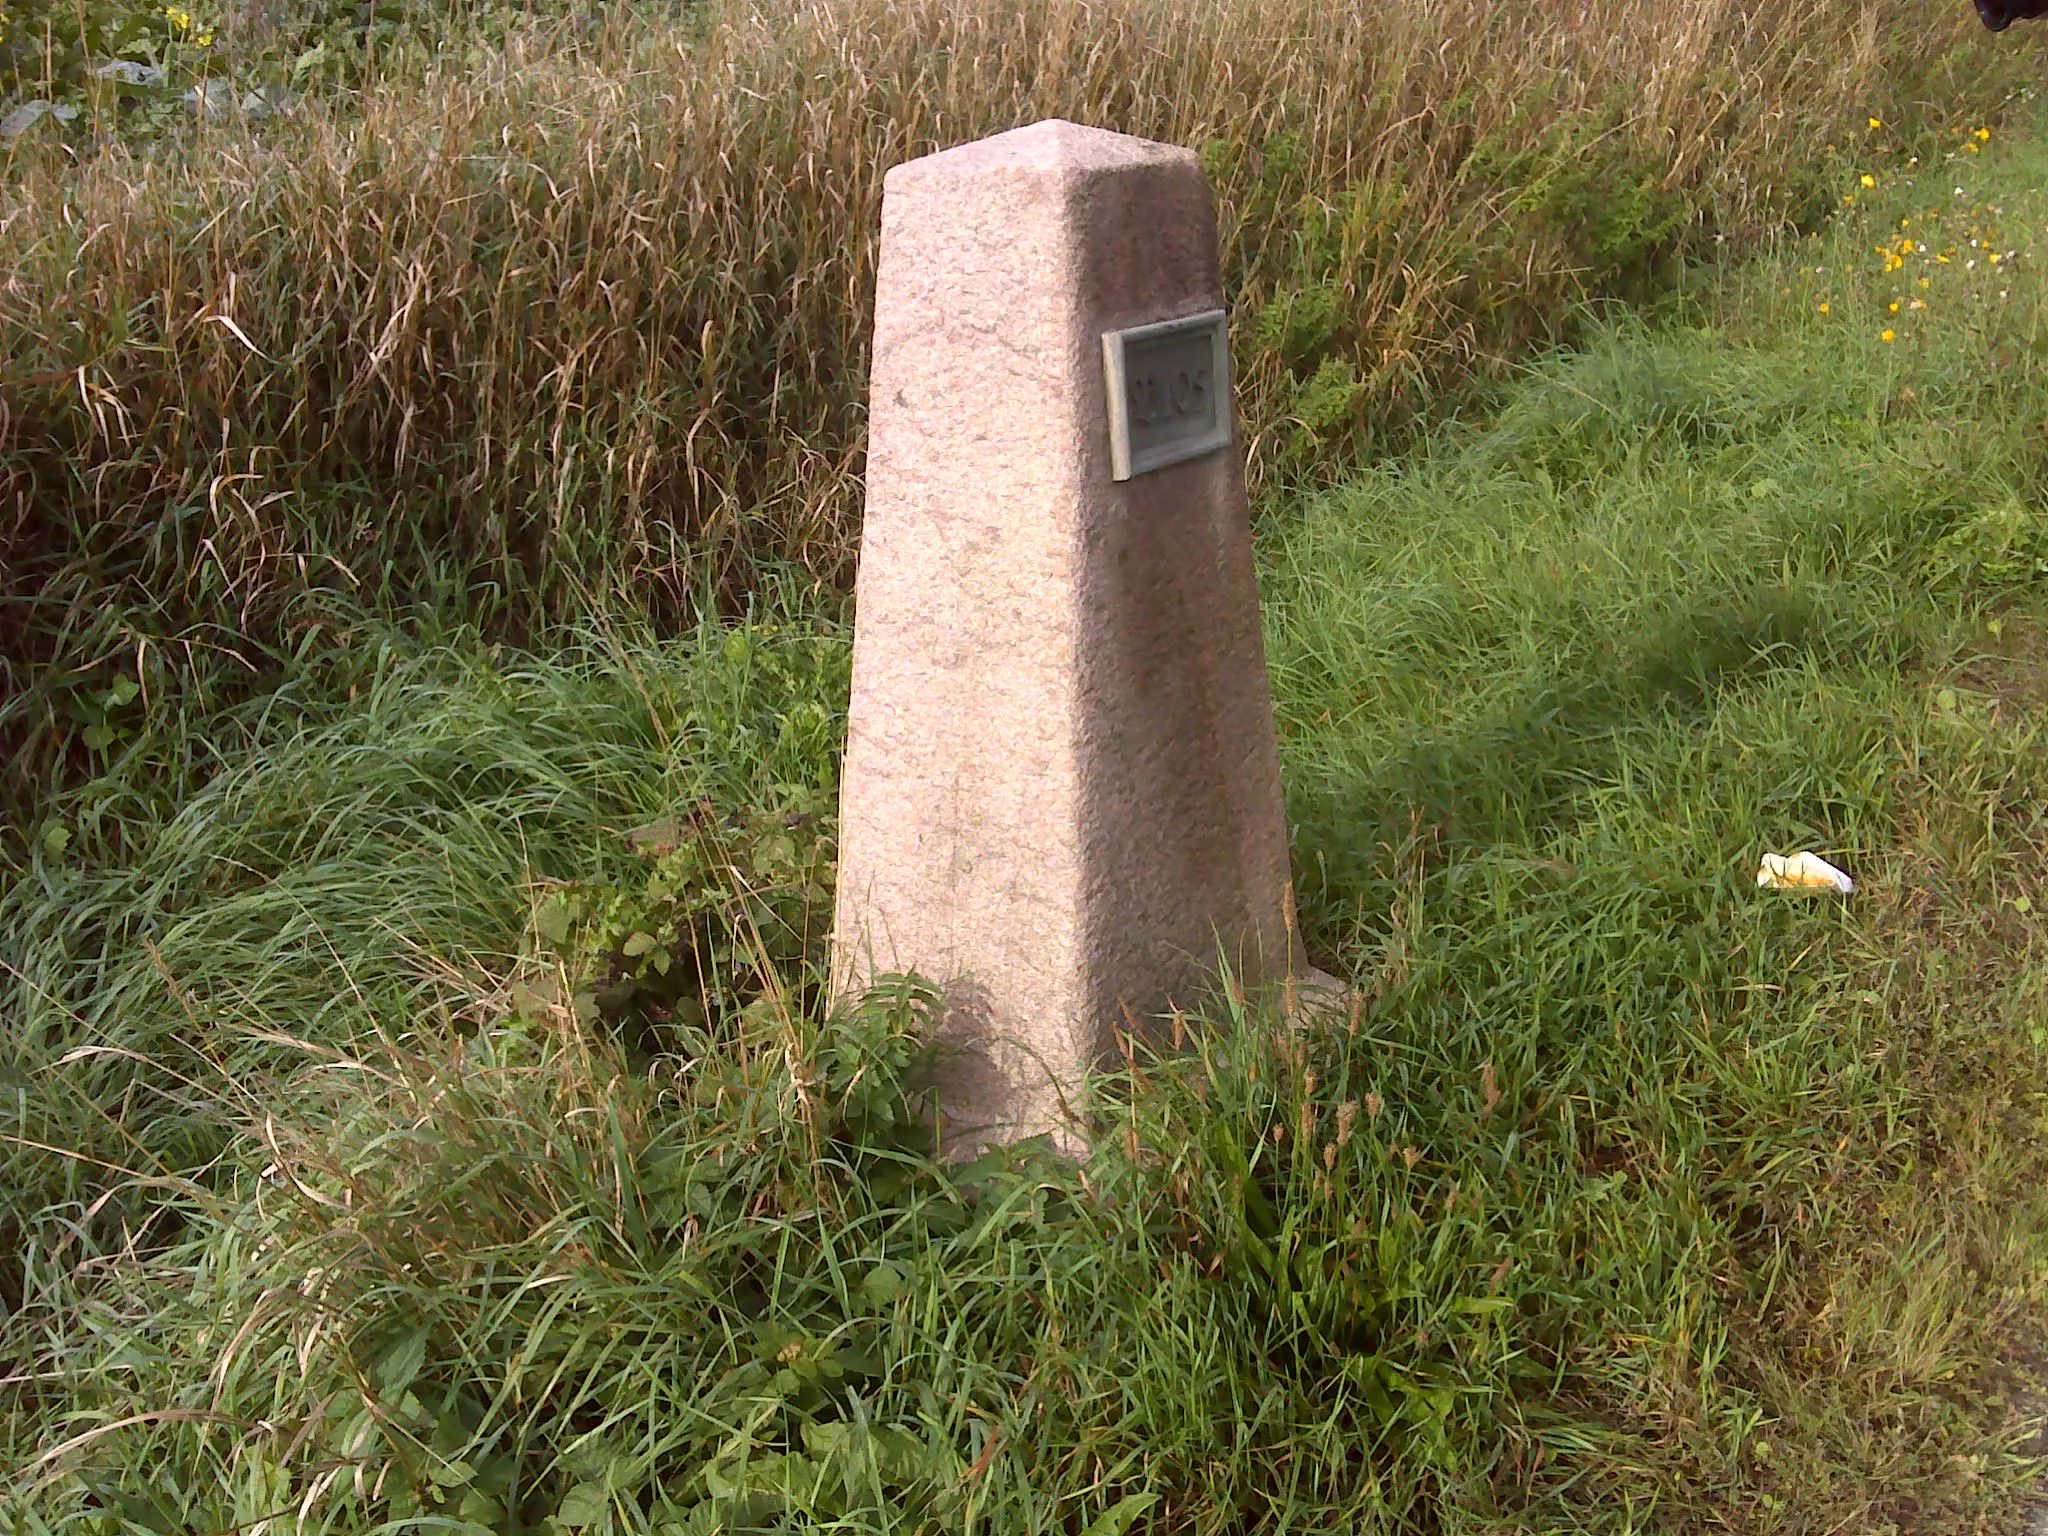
914;962;1357;1162
1283;966;1353;1026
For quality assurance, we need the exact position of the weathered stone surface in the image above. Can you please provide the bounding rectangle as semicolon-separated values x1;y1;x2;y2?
831;118;1308;1153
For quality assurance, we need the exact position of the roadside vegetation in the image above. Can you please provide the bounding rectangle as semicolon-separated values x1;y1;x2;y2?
10;47;2048;1527
1;0;2039;812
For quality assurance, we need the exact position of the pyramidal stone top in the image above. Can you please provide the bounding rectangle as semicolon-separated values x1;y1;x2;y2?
883;118;1193;188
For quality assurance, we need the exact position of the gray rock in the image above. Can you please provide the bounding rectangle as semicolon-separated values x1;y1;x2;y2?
182;79;234;118
178;80;296;121
239;85;296;118
0;99;81;140
91;59;167;87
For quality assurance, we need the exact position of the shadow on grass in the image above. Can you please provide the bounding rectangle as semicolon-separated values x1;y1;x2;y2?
1292;581;1829;914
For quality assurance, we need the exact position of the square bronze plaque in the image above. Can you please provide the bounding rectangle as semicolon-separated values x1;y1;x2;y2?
1101;308;1232;482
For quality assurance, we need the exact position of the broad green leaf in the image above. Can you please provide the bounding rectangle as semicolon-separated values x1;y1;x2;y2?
862;1261;904;1307
372;1327;428;1395
1080;1492;1158;1536
871;1427;924;1482
801;1420;851;1459
536;898;576;945
556;1482;610;1527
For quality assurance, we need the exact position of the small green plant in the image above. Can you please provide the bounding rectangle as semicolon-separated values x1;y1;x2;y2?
534;784;838;1051
1268;355;1370;481
59;671;141;755
1925;494;2048;593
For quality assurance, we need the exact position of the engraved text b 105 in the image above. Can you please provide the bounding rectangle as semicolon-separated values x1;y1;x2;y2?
1101;309;1232;482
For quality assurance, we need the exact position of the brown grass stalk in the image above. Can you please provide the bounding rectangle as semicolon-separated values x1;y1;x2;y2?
0;0;2031;700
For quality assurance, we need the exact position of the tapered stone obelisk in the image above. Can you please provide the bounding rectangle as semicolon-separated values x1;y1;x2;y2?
832;119;1310;1154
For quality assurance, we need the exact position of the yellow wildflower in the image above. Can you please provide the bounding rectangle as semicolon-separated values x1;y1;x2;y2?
1976;127;1993;141
1819;302;1831;314
1869;116;1883;129
1881;329;1895;342
160;3;210;40
1888;301;1900;312
1860;174;1876;188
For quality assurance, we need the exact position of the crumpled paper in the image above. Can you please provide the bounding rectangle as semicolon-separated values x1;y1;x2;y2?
1756;851;1854;893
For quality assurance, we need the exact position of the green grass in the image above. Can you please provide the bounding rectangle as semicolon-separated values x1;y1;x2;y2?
12;114;2048;1536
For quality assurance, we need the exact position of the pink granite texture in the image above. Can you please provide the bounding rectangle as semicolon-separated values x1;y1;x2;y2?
831;119;1308;1153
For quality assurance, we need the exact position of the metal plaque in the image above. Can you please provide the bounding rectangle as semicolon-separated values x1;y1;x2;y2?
1101;308;1232;481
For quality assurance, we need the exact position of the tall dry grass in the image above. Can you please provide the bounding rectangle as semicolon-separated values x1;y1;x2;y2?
0;0;2031;778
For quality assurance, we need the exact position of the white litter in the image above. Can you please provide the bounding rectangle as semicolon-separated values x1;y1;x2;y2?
1756;851;1854;894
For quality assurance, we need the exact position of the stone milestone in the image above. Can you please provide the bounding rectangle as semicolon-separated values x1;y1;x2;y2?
831;118;1315;1154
